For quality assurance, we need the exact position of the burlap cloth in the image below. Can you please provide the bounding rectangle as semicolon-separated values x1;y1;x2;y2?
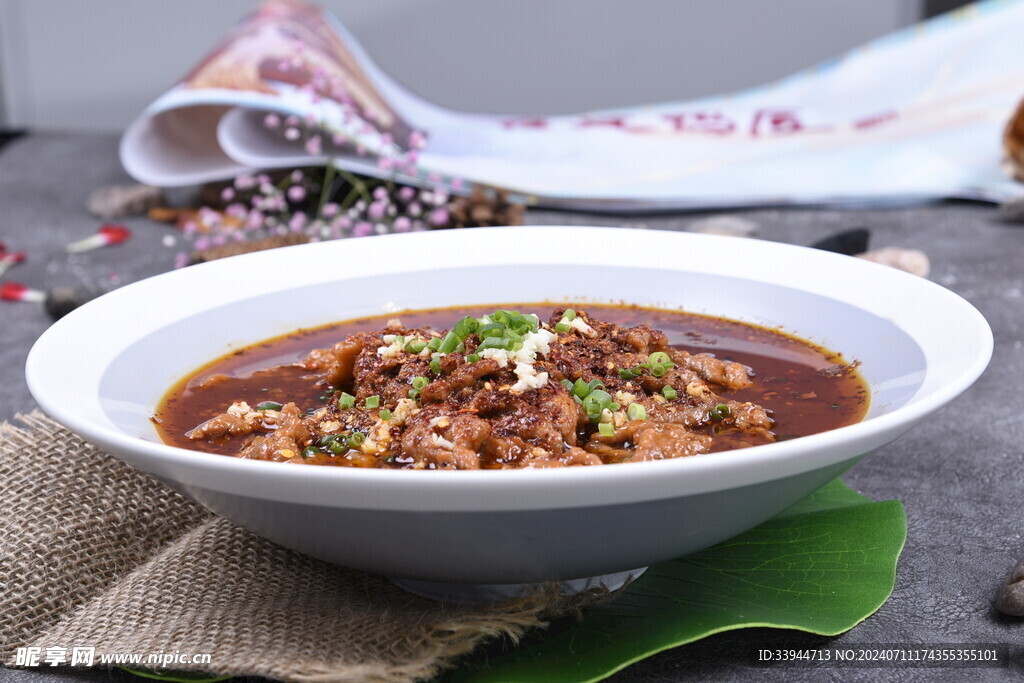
0;412;587;682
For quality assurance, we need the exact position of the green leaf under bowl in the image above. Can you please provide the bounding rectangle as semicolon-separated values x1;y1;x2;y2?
451;478;906;683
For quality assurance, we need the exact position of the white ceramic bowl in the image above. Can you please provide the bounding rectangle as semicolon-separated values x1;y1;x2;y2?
27;227;991;589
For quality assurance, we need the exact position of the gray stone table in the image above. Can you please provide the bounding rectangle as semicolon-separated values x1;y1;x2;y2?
1;133;1023;682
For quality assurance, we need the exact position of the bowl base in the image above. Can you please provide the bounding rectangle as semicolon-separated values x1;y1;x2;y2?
389;566;648;604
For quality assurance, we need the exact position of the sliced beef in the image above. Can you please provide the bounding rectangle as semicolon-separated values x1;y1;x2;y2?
670;349;752;390
186;308;776;469
419;358;501;403
299;338;363;386
401;408;491;469
236;403;312;461
628;423;713;461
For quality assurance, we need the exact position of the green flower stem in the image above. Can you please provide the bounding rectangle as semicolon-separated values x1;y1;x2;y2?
318;159;338;217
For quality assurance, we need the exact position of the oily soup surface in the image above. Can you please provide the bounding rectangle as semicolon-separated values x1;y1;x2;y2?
155;304;869;465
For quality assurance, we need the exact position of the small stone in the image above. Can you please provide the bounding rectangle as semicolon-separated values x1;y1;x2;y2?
856;248;930;278
44;287;98;321
810;228;870;256
995;557;1024;617
998;196;1024;223
86;184;165;219
688;215;759;237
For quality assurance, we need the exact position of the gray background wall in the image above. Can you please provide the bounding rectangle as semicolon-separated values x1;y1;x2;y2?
0;0;926;131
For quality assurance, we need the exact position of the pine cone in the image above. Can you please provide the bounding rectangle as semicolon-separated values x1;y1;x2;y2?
442;186;525;229
1003;96;1024;182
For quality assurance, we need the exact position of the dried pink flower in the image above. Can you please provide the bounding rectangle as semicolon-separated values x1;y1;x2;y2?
408;131;427;150
428;208;449;226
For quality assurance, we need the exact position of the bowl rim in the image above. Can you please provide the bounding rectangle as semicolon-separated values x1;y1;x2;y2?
26;226;993;511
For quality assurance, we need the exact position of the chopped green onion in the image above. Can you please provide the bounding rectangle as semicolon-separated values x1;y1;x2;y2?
255;401;282;411
629;363;649;377
325;439;347;455
650;363;669;377
337;392;356;409
453;316;480;338
598;422;615;437
627;403;647;420
563;308;576;321
466;353;481;363
554;322;571;333
364;395;380;409
347;431;366;447
561;379;574;391
427;337;443;351
582;399;602;420
648;351;672;366
404;339;427;354
317;434;340;447
582;389;616;422
662;385;678;400
302;446;320;458
710;403;731;420
379;409;392;421
479;323;505;339
438;330;461;354
408;388;420;400
571;378;591;399
477;336;507;351
618;368;634;380
429;359;442;374
411;376;429;390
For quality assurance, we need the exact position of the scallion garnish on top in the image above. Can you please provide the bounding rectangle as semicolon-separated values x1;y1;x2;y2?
710;403;731;420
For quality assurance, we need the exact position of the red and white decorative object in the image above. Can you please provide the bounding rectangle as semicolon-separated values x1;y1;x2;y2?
65;224;133;253
0;250;27;278
1;281;46;303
